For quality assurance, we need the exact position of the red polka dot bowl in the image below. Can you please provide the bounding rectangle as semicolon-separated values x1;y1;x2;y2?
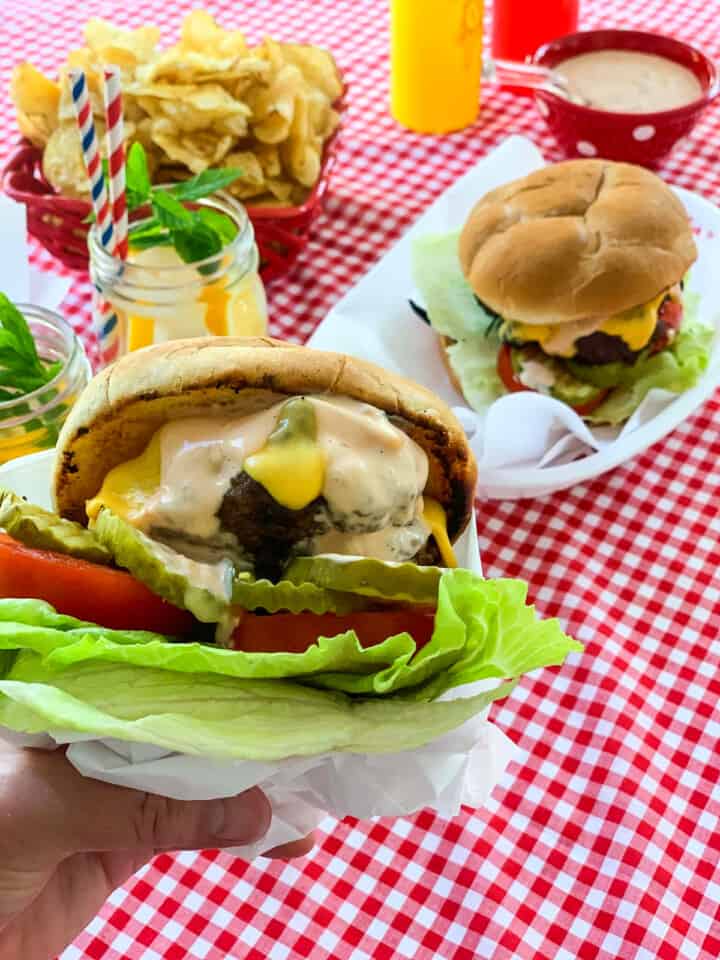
532;29;719;168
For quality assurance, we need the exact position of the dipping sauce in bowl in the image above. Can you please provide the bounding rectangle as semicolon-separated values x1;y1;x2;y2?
557;50;703;113
533;30;719;167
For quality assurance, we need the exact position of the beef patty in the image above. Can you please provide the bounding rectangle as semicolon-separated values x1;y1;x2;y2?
218;472;327;580
573;297;670;366
217;472;439;579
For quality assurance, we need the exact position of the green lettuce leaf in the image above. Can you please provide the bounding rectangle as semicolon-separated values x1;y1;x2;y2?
411;231;504;410
0;654;517;760
0;574;580;698
583;308;714;425
0;572;582;759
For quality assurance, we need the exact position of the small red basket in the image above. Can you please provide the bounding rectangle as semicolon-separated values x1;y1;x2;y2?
2;127;341;283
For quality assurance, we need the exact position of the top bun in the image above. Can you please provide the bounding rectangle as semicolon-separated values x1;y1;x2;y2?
54;337;477;540
459;159;697;325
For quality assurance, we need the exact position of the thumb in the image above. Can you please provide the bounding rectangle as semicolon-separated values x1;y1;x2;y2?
0;748;272;865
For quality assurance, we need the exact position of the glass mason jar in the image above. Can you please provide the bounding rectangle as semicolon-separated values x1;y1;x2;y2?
89;191;269;368
0;305;91;464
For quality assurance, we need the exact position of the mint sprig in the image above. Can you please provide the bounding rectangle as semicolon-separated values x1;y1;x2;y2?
125;144;243;265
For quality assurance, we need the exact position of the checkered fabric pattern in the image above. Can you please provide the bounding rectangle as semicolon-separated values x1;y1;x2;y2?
1;0;719;958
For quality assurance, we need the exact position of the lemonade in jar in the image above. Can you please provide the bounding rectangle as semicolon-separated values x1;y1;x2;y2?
89;152;267;366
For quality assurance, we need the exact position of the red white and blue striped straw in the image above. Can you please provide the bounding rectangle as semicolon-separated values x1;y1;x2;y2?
103;66;128;261
68;70;114;251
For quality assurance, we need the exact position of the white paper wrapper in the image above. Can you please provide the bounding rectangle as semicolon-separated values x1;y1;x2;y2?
0;451;519;857
310;135;720;499
0;194;72;309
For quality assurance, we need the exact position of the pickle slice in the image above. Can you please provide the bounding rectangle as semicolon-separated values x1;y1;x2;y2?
92;509;231;622
0;488;112;565
232;575;368;615
284;555;442;605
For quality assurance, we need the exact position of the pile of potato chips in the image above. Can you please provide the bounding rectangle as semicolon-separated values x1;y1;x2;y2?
10;11;343;206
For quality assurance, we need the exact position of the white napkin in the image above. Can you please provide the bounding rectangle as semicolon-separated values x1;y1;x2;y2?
311;136;720;497
0;195;72;309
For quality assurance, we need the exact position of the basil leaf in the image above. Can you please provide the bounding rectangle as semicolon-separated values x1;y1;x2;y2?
172;221;223;266
168;168;243;202
196;208;238;246
152;191;195;230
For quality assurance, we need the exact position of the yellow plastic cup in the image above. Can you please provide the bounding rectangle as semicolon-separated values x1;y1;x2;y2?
390;0;484;134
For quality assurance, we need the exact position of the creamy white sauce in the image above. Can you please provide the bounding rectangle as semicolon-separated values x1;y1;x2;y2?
557;50;702;113
310;516;430;563
146;538;234;602
313;397;428;529
131;396;429;556
518;360;556;392
152;408;279;538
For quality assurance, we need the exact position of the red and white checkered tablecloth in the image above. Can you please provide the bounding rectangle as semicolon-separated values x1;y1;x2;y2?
2;0;720;958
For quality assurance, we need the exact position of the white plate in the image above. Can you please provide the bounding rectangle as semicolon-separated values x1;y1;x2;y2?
0;449;55;506
310;136;720;499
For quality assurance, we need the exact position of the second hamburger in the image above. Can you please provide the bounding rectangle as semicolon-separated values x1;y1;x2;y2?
413;159;711;423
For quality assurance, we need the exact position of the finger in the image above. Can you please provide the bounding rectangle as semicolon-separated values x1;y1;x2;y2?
0;748;271;863
261;833;316;860
0;850;152;960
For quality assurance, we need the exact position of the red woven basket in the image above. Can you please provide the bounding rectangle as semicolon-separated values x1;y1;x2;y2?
2;129;341;283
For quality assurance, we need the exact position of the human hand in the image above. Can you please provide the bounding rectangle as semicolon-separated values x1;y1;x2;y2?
0;745;312;960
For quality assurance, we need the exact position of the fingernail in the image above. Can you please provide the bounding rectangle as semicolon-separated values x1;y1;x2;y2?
211;788;272;844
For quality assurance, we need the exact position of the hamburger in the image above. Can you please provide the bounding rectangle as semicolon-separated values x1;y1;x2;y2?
0;339;579;760
413;160;711;424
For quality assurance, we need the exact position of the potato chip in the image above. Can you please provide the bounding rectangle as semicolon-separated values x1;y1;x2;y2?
132;82;250;136
279;44;343;100
255;143;282;178
12;11;343;205
139;50;268;87
249;64;304;144
264;178;295;203
42;123;92;196
84;19;160;66
10;63;60;147
223;150;266;198
180;10;248;59
151;121;234;173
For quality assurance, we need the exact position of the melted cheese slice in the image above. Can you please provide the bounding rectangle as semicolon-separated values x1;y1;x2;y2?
510;290;666;358
422;497;457;568
86;433;162;524
245;436;326;511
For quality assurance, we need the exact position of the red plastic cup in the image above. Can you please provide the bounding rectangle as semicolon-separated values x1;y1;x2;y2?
491;0;579;66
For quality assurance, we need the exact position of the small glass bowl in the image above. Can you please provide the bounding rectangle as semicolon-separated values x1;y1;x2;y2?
0;305;91;464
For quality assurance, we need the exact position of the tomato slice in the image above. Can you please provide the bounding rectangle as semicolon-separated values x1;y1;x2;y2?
231;610;436;655
0;534;195;634
497;343;532;394
650;298;683;355
497;343;610;415
659;298;683;333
